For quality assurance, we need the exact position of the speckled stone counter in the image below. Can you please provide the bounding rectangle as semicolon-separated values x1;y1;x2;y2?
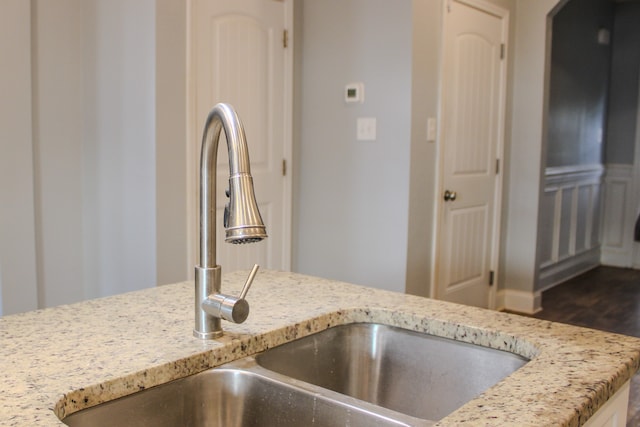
1;270;639;426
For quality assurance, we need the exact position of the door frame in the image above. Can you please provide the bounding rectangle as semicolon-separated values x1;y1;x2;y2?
430;0;509;309
185;0;294;277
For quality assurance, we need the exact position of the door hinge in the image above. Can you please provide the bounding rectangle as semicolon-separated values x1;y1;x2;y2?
283;29;289;48
282;159;287;176
489;270;495;286
500;43;505;60
495;159;500;175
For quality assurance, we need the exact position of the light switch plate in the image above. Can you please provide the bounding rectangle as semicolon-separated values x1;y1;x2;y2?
427;117;437;142
357;117;376;141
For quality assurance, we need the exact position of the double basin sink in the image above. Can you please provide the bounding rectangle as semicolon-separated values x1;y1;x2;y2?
62;323;529;426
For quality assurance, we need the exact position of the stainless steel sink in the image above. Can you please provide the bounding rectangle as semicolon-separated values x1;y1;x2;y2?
62;365;413;427
255;323;529;421
62;323;529;426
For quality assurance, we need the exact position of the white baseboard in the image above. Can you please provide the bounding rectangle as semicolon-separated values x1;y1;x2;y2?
601;250;632;268
538;247;600;290
497;289;542;315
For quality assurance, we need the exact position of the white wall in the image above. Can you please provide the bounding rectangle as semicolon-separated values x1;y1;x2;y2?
294;0;412;292
501;0;563;310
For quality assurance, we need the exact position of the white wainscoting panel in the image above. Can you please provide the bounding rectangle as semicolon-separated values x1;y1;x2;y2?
601;164;635;267
538;165;603;290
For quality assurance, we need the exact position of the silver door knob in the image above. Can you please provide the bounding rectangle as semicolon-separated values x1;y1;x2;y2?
444;190;457;202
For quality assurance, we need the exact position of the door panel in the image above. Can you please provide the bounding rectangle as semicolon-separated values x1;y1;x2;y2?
437;0;507;308
451;34;496;176
443;205;489;305
193;0;288;273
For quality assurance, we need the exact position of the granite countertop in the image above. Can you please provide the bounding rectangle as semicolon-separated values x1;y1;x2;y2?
1;270;639;426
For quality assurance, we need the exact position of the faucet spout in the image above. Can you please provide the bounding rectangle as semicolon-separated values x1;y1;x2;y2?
194;103;267;339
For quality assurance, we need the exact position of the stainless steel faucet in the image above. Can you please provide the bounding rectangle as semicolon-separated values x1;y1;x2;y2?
194;103;267;339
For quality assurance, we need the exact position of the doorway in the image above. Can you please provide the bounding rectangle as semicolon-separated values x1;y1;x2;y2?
540;0;640;290
187;0;293;274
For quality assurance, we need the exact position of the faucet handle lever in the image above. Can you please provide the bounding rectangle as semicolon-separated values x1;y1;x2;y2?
201;264;260;325
240;264;259;300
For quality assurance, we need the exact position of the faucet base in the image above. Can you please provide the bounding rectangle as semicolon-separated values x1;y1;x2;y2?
193;329;224;340
194;265;223;339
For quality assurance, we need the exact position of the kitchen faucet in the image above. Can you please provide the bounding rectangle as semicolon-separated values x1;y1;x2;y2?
194;103;267;339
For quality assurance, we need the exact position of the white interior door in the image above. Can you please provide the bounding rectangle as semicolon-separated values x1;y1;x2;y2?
435;0;508;308
191;0;291;273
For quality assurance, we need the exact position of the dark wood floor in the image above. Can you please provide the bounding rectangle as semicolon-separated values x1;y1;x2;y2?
531;266;640;426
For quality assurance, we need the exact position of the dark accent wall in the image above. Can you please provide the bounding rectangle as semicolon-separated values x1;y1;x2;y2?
547;0;614;168
606;3;640;164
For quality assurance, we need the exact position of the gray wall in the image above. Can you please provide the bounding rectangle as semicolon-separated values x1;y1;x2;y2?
606;3;640;164
4;0;593;312
294;0;412;292
545;1;640;167
405;0;443;297
546;0;613;168
72;0;156;301
80;0;157;300
1;0;158;313
0;0;38;315
294;0;515;297
155;0;190;286
31;0;86;307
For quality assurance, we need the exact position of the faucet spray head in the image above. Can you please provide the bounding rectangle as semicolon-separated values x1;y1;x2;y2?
224;173;267;244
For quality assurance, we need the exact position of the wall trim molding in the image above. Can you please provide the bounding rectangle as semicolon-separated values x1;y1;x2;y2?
537;164;603;290
497;289;542;314
601;163;635;267
545;164;604;186
604;163;633;178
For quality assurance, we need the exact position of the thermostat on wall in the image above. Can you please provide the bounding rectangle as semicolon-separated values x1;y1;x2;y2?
345;82;364;103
